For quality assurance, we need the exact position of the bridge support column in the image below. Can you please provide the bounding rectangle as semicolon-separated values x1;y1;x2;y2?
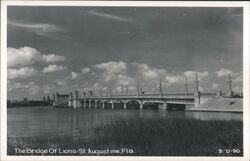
73;99;81;108
83;101;86;108
111;102;115;109
68;99;73;107
195;91;201;107
123;103;127;109
102;102;105;109
89;101;92;108
163;102;168;110
139;103;143;110
95;101;98;109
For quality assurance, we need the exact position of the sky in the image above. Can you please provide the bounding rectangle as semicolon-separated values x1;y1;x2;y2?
7;6;243;100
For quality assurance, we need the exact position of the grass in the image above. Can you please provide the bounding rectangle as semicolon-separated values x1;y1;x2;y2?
8;117;243;156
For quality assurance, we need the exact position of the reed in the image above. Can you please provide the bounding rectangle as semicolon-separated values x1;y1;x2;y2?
8;118;243;156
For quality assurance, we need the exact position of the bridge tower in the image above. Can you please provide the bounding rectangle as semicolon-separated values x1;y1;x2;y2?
194;73;199;92
184;77;189;95
109;88;112;97
159;78;163;97
227;73;233;97
121;85;124;97
73;90;81;108
68;92;73;107
137;80;140;97
194;73;201;106
100;88;102;97
140;84;143;94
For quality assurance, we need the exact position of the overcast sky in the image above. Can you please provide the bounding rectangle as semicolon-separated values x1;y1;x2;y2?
7;6;243;100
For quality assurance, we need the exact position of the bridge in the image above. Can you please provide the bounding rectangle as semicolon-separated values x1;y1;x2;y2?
53;91;221;110
52;73;239;110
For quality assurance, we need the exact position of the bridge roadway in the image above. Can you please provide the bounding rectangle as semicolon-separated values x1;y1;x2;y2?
54;92;218;110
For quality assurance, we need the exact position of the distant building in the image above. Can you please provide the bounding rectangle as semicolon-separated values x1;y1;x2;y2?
23;98;28;104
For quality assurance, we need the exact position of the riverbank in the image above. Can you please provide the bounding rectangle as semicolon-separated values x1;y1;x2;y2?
8;117;243;156
188;97;243;112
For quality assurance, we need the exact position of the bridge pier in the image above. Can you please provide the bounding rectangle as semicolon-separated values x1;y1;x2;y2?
83;100;86;108
111;101;115;109
139;103;143;110
89;100;91;108
68;99;73;107
163;102;168;110
95;101;98;109
73;99;81;108
102;101;105;109
123;103;127;109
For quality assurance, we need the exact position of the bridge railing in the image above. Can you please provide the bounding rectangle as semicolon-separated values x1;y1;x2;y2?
82;93;196;99
200;92;217;97
54;98;70;106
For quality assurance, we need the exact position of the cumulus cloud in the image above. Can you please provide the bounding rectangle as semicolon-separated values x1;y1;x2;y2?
233;77;242;83
71;72;80;80
94;61;127;74
7;47;42;67
81;67;91;74
93;61;127;82
212;83;219;89
42;64;66;73
165;75;183;84
116;75;134;86
216;68;232;77
8;67;38;79
7;46;65;67
184;71;209;80
55;79;69;86
42;54;65;63
133;63;166;80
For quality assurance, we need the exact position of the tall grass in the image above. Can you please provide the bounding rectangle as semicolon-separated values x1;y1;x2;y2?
8;118;242;156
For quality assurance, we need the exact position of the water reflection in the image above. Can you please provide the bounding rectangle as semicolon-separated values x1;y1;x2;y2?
7;107;243;140
185;111;243;121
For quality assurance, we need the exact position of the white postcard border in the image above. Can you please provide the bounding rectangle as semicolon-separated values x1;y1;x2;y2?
1;1;249;161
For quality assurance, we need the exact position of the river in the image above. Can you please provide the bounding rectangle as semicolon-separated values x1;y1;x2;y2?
7;106;243;156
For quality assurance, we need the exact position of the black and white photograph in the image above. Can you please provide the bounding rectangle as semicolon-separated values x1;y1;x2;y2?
1;1;249;160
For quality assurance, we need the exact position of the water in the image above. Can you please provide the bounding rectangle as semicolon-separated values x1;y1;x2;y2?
7;106;242;140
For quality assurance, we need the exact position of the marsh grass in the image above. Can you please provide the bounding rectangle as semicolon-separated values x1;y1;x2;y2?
8;117;242;156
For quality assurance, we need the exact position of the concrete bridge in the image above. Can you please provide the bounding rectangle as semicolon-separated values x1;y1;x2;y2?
53;91;222;110
52;73;237;110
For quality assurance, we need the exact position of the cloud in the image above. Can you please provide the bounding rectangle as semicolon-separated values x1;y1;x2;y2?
133;63;167;80
216;68;232;77
8;20;64;40
42;54;65;63
94;61;127;74
165;75;183;84
56;80;68;86
116;75;134;86
7;47;42;67
71;72;80;80
42;64;66;73
81;67;90;74
7;80;54;99
93;61;127;82
88;10;134;24
233;77;242;83
7;47;66;67
184;71;209;80
212;83;219;89
8;67;38;79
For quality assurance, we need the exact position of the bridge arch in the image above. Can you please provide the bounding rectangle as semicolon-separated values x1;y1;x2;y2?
125;99;141;109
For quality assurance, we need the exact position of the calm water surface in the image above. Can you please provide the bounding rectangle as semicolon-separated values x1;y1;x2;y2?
7;106;242;140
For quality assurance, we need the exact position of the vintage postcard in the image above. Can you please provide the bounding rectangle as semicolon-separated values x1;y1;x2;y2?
1;1;249;161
